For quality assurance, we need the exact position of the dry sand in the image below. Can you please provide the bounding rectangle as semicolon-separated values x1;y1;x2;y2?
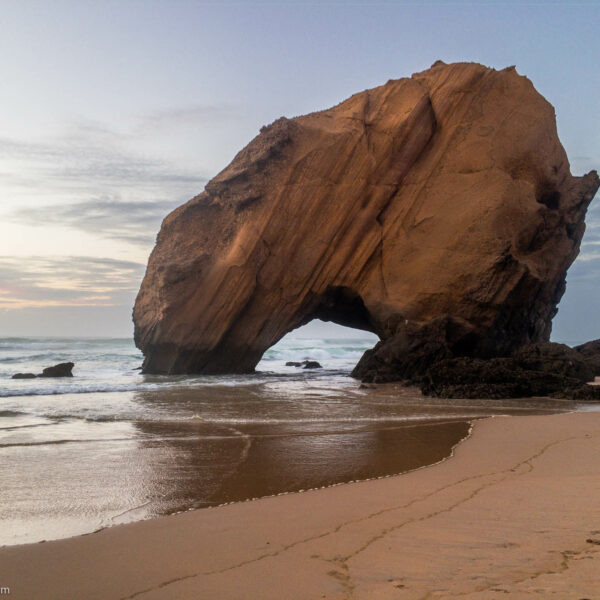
1;412;599;599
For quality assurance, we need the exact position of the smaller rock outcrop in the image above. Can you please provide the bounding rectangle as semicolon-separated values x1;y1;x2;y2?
38;362;74;378
420;343;598;399
352;318;456;383
574;339;600;376
302;361;322;369
12;363;76;379
512;343;594;382
285;360;322;369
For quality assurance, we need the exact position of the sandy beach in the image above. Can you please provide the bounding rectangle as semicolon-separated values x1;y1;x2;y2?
1;411;599;599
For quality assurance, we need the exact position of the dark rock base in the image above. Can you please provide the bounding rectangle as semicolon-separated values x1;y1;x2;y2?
354;338;600;400
421;356;600;400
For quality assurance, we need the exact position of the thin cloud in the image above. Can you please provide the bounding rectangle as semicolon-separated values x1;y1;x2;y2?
137;104;240;132
0;131;207;194
0;102;236;198
0;256;145;309
1;111;213;245
11;196;183;246
570;155;599;177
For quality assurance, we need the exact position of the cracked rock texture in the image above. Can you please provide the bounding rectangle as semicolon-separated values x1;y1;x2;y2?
133;61;599;375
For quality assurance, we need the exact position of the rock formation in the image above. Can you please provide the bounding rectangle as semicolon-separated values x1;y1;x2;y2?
574;339;600;375
11;362;75;379
38;362;74;378
134;61;599;379
420;342;600;400
285;360;323;369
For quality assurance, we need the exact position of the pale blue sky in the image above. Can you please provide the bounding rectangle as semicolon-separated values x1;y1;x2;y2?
0;0;598;341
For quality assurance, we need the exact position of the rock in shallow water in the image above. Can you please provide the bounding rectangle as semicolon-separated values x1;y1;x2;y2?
302;361;322;369
133;61;599;379
38;362;74;378
285;360;322;369
11;362;75;379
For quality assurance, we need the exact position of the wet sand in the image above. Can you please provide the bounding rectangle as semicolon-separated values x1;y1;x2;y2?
7;379;574;547
1;411;599;599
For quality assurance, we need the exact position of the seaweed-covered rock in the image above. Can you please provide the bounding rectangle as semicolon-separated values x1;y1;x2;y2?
422;357;569;399
421;345;597;400
512;342;594;382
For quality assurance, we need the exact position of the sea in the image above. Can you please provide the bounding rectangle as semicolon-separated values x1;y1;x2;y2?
0;335;595;547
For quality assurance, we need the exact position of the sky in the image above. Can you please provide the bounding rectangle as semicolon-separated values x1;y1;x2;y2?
0;0;598;341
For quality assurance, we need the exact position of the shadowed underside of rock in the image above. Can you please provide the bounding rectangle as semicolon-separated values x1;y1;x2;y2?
133;61;599;376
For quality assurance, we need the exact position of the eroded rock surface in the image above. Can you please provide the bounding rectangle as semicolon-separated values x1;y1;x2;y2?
134;61;599;377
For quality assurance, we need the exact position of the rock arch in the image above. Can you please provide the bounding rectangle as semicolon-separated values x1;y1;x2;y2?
133;61;599;378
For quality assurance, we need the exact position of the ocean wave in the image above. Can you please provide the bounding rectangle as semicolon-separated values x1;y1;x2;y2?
0;353;60;363
0;437;135;449
0;384;146;398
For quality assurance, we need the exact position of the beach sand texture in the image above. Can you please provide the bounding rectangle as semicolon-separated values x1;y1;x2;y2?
1;411;599;599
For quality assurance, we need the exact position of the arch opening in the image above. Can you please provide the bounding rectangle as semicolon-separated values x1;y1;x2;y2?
256;319;379;373
256;287;379;373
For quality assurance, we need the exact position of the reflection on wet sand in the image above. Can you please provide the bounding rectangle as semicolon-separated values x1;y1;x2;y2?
0;379;582;546
134;417;472;512
130;380;577;516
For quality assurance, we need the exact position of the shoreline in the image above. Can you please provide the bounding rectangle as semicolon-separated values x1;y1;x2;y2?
0;412;475;547
113;417;476;534
1;411;599;598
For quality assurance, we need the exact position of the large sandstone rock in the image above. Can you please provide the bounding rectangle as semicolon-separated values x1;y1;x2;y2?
134;61;599;376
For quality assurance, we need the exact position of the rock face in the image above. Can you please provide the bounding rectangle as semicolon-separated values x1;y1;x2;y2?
134;61;599;376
